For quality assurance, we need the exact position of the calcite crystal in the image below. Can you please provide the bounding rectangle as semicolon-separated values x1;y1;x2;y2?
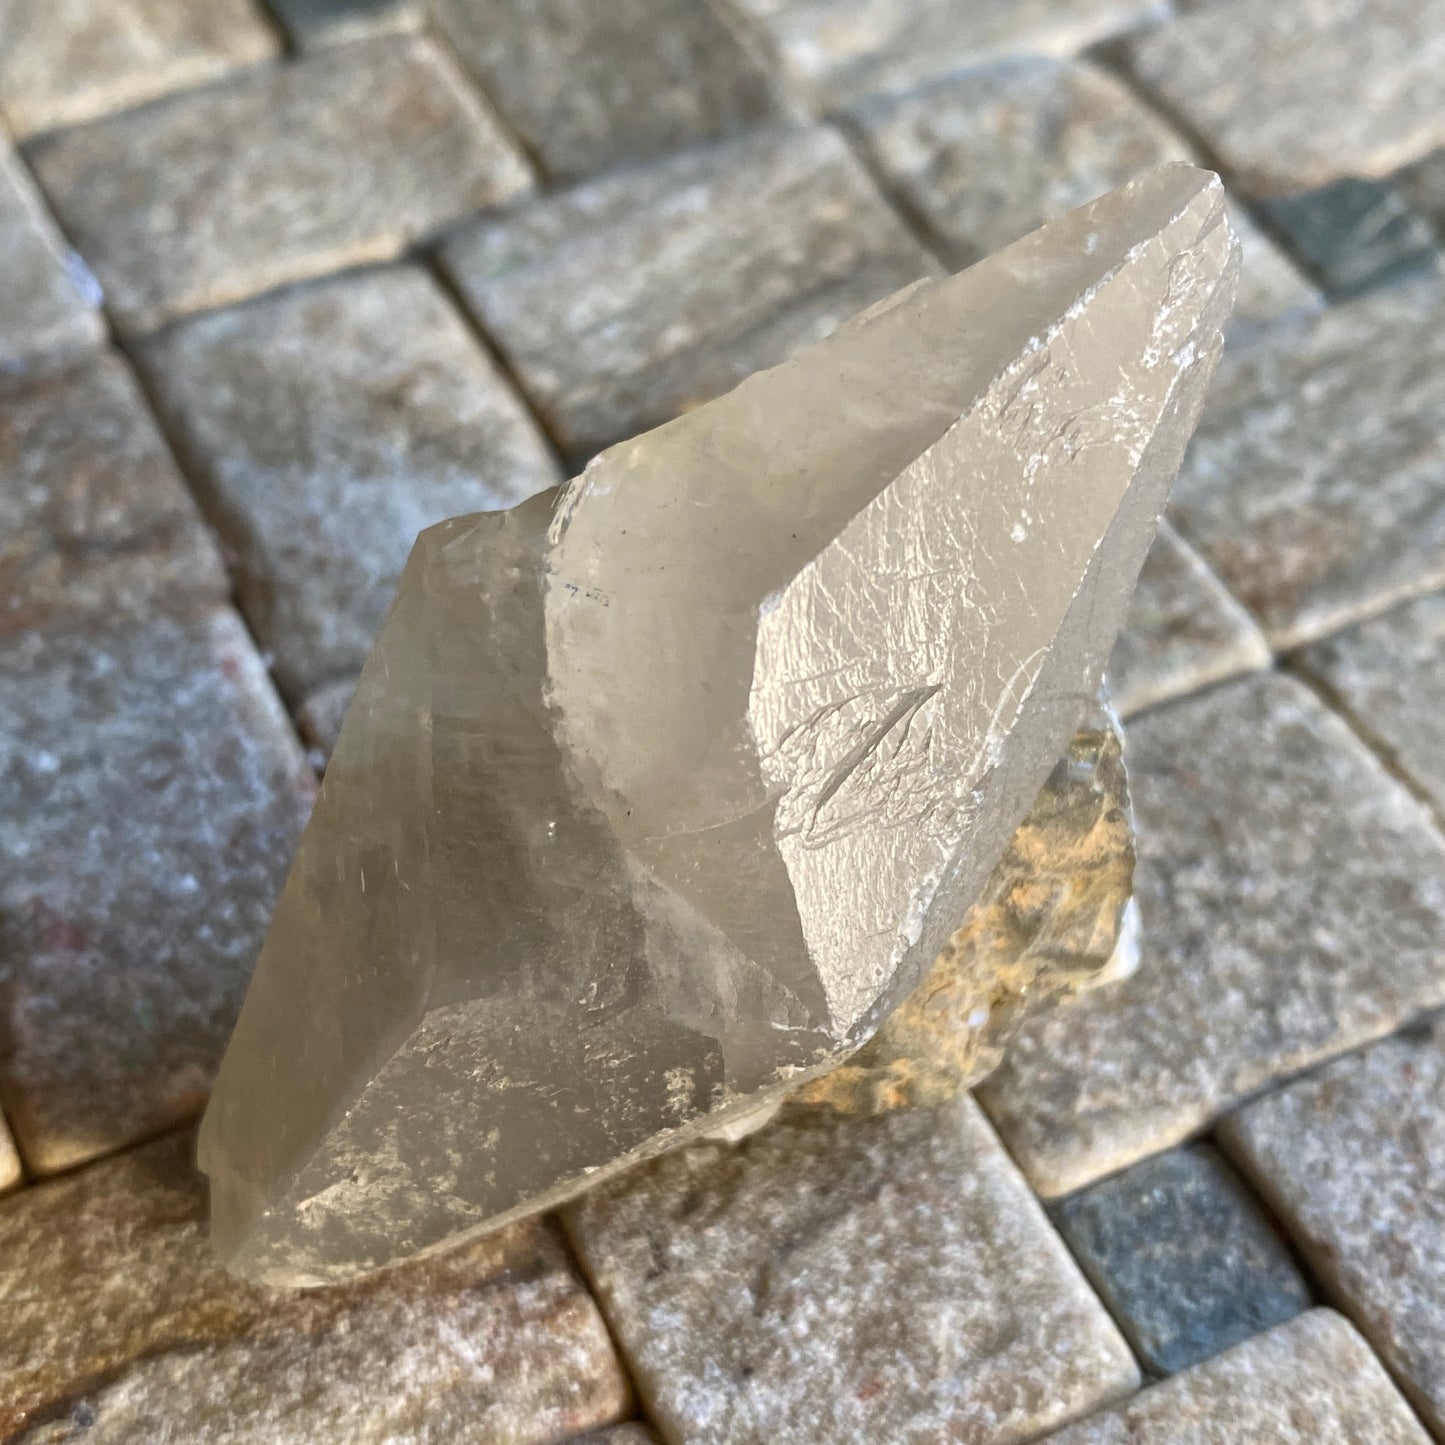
201;165;1238;1285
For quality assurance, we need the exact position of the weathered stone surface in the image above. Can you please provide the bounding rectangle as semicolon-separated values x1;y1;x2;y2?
845;56;1318;333
1168;275;1445;648
1297;592;1445;816
433;0;785;180
574;1430;658;1445
800;704;1136;1116
1259;177;1442;299
28;38;533;335
1051;1144;1312;1375
1221;1013;1445;1435
0;611;314;1174
267;0;422;45
1129;0;1445;198
203;167;1238;1285
568;1094;1138;1444
1040;1309;1431;1444
0;145;103;370
0;1120;19;1195
0;351;227;634
0;0;278;139
1106;520;1270;718
441;125;937;460
0;1131;629;1442
978;673;1445;1197
732;0;1167;110
139;265;560;705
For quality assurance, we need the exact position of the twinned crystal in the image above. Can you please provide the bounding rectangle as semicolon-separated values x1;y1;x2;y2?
200;165;1239;1285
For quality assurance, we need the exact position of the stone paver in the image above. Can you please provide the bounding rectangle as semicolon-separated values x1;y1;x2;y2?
1298;591;1445;818
1051;1145;1312;1375
566;1094;1138;1445
0;144;103;371
0;610;315;1175
442;125;936;459
27;37;533;335
977;672;1445;1197
1107;521;1271;719
0;1130;629;1442
139;265;559;706
1167;276;1445;649
1040;1309;1431;1444
1221;1013;1445;1435
0;0;278;139
267;0;422;46
845;57;1318;333
732;0;1167;111
0;351;227;634
1128;0;1445;199
433;0;785;180
1258;177;1442;299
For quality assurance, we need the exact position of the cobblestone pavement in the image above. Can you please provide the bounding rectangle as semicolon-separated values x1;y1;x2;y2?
1;1;1443;1441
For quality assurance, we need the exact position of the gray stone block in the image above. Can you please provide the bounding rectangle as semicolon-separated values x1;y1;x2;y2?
442;125;937;459
978;673;1445;1196
138;265;560;703
28;38;534;335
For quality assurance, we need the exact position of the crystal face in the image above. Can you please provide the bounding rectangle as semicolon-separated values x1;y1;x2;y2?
200;164;1239;1286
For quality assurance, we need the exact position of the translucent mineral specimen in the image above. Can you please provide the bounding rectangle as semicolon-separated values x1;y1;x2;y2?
200;164;1238;1285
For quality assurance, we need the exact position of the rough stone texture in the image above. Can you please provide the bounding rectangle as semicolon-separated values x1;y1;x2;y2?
433;0;785;181
1297;592;1445;817
0;144;103;371
139;265;560;705
27;37;533;335
1167;275;1445;649
567;1094;1139;1444
0;1131;630;1443
731;0;1168;111
1106;520;1271;719
977;672;1445;1197
203;167;1239;1286
0;351;227;635
0;0;278;139
296;677;355;763
267;0;423;45
0;610;315;1175
441;125;938;459
1051;1144;1312;1375
1258;177;1442;299
574;1430;658;1445
1221;1013;1445;1435
1040;1309;1431;1444
799;706;1136;1116
845;56;1319;333
0;1120;19;1195
1129;0;1445;198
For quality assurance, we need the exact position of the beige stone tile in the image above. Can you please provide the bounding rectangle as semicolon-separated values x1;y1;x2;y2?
565;1093;1138;1444
978;673;1445;1196
1107;521;1270;718
0;145;103;370
1040;1309;1430;1444
442;125;937;459
0;610;315;1174
0;0;278;139
1128;0;1445;198
0;1131;629;1442
0;350;227;634
732;0;1167;111
27;37;533;335
1167;276;1445;649
139;265;559;703
1296;591;1445;819
845;56;1318;333
1221;1013;1445;1435
433;0;786;180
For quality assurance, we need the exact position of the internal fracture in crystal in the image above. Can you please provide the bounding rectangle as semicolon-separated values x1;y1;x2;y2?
200;165;1239;1285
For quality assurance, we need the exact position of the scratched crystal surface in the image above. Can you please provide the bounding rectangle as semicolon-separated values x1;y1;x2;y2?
200;165;1238;1286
